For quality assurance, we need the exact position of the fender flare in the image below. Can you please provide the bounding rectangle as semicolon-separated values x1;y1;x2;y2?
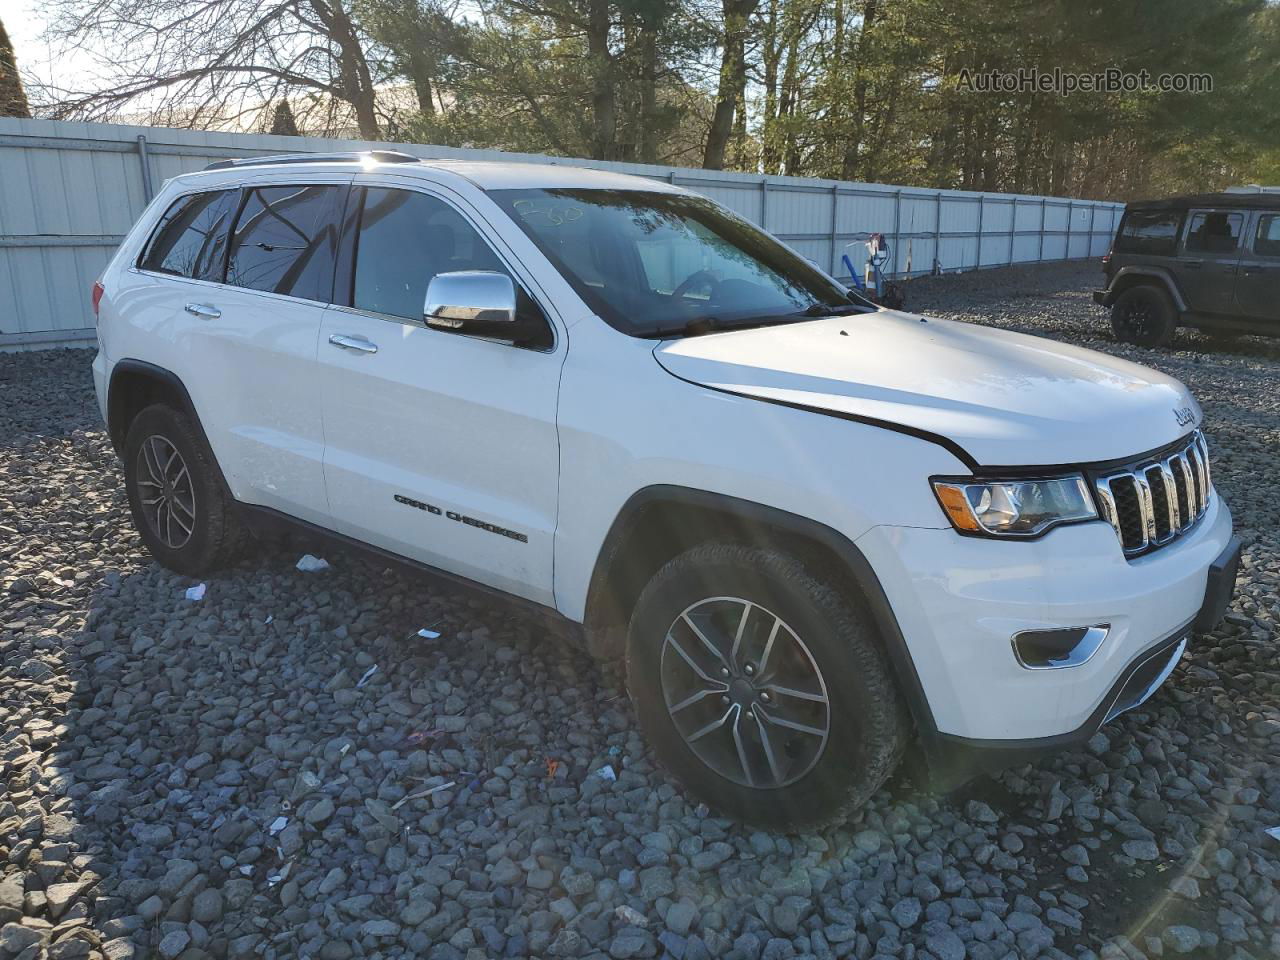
584;484;940;743
1102;266;1187;312
105;361;230;501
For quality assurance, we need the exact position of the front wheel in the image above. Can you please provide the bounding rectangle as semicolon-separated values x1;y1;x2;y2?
625;543;906;830
1111;284;1176;347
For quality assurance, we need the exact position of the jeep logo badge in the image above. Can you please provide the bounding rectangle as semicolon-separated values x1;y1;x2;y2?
1174;406;1196;427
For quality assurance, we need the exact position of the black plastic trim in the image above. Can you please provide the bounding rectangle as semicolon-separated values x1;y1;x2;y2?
586;485;942;743
238;503;576;630
929;621;1193;787
108;359;203;450
972;430;1200;479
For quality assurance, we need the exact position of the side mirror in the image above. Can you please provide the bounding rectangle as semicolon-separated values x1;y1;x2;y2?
424;270;543;344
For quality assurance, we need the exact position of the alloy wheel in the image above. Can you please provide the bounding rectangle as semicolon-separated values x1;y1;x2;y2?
1120;295;1153;338
659;596;830;788
136;434;196;549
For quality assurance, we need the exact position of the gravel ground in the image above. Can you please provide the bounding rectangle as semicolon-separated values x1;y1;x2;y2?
1;260;1277;960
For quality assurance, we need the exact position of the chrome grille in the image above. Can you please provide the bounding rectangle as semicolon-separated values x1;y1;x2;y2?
1093;431;1211;557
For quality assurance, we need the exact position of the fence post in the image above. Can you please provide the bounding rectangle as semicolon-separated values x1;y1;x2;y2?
1087;203;1097;257
1009;198;1016;266
760;176;768;230
1066;201;1073;260
975;194;984;271
829;183;840;276
934;192;943;274
1039;198;1046;261
136;135;155;202
892;189;901;278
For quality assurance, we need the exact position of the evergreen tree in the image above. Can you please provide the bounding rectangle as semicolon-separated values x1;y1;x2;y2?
269;99;301;136
0;16;32;118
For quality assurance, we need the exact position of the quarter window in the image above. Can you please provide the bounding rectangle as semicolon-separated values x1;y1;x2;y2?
352;188;510;320
226;185;345;301
140;190;239;280
1254;214;1280;258
1184;211;1243;254
1113;209;1181;256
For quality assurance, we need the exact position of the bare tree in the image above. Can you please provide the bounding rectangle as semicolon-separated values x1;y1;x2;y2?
0;16;32;118
38;0;388;137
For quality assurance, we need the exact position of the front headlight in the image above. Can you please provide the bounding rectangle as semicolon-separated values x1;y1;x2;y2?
931;475;1097;538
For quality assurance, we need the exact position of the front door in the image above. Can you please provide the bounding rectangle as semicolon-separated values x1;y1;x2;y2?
1233;211;1280;324
317;181;564;605
1177;208;1244;315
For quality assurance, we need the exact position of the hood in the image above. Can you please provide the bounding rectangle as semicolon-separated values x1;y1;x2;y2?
653;311;1200;468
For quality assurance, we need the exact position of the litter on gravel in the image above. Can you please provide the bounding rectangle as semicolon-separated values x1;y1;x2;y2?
3;264;1277;960
295;554;330;572
183;583;206;601
355;664;378;687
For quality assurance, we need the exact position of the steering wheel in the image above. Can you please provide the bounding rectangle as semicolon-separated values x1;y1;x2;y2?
671;269;721;301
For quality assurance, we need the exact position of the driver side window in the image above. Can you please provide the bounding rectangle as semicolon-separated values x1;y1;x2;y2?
352;187;512;321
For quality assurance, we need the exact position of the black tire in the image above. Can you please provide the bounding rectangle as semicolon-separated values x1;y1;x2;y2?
123;403;248;576
1110;284;1176;347
625;543;906;830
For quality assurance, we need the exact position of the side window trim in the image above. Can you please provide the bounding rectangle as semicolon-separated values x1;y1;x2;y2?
1181;208;1245;257
135;187;242;281
1250;211;1280;259
341;180;556;350
223;181;351;304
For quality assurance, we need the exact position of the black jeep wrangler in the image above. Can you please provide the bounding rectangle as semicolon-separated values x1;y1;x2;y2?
1094;187;1280;346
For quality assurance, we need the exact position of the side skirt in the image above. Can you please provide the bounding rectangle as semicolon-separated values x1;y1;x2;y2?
236;502;586;646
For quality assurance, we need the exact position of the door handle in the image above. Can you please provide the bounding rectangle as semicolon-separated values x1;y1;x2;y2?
185;302;221;319
328;334;378;354
1176;259;1202;269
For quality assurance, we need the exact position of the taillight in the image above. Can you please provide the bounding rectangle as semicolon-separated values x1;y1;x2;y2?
1101;251;1112;270
91;281;105;319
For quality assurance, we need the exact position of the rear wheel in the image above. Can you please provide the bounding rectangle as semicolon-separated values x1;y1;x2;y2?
1111;284;1176;347
625;543;906;830
123;404;248;576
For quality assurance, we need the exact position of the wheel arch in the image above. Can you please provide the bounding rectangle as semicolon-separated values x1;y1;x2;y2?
582;484;938;740
1103;266;1187;313
107;359;214;462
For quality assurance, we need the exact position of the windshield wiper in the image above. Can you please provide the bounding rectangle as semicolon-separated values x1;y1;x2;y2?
799;302;868;317
640;314;800;339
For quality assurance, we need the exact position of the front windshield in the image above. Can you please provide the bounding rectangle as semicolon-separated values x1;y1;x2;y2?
489;187;871;336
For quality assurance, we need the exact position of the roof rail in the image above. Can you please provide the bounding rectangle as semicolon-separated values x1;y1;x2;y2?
204;150;421;171
1224;184;1280;195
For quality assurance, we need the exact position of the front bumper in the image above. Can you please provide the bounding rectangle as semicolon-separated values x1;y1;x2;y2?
857;492;1236;745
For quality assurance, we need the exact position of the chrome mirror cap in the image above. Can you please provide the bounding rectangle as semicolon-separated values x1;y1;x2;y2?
425;270;517;328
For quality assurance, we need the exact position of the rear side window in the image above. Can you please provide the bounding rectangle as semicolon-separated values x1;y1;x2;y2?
140;190;239;280
1254;214;1280;257
226;185;345;301
351;187;510;320
1114;209;1181;255
1184;211;1243;254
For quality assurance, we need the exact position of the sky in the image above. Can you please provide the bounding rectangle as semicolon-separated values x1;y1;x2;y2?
2;0;101;102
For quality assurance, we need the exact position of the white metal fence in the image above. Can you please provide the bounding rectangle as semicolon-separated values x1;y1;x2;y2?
0;117;1123;349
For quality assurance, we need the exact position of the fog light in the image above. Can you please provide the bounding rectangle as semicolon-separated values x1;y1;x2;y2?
1012;625;1109;669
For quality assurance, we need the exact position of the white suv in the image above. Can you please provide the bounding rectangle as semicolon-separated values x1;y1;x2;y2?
91;151;1241;828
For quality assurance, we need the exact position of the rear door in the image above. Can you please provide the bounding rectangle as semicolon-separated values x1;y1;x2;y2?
1233;210;1280;324
181;175;350;524
1177;208;1245;315
316;177;564;605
